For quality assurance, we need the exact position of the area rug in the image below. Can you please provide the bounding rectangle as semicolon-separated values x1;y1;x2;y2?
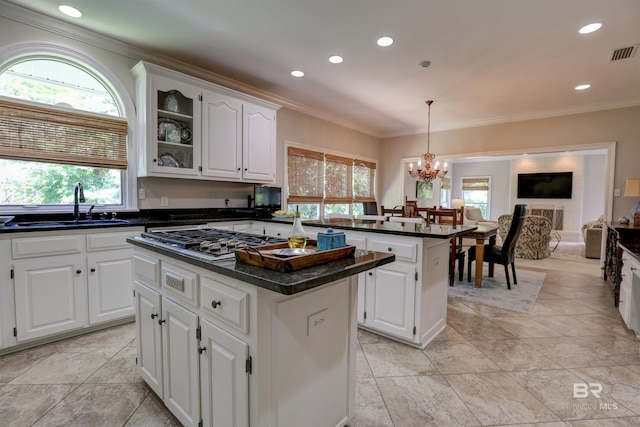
449;267;545;314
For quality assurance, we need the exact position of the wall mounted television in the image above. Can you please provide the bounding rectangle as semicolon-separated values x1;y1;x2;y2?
517;172;573;199
254;185;282;209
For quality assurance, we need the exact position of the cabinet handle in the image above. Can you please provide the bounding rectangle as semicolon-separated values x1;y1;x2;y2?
158;319;166;325
90;268;96;273
76;269;82;274
151;313;158;319
237;168;241;171
153;158;157;163
198;346;207;354
244;168;247;171
368;271;373;276
388;247;393;252
211;300;222;309
632;267;637;271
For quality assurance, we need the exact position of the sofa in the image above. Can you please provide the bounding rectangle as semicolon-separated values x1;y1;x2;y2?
498;214;552;259
582;216;604;259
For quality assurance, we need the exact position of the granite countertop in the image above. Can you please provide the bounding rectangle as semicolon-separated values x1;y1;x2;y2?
127;236;395;295
296;218;478;239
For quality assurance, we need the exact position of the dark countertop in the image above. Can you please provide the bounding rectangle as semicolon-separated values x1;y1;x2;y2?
127;236;395;295
297;218;478;239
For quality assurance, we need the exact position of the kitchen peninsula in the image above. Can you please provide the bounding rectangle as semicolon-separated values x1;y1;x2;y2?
294;218;476;348
128;230;394;427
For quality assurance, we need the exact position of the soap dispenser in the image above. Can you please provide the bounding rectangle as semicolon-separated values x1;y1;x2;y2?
288;207;307;249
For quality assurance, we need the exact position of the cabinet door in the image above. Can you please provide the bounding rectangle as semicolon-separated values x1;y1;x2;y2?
87;249;135;324
149;74;201;176
264;223;290;238
242;102;276;183
14;255;86;342
201;91;243;180
364;262;416;340
200;319;249;427
134;282;163;398
162;297;200;427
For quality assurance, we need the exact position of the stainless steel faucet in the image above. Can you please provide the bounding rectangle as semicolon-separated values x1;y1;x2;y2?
73;182;85;221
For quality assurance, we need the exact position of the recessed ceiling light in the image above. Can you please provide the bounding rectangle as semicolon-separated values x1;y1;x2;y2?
329;55;343;64
291;70;304;77
58;5;82;18
575;84;591;91
377;36;394;47
579;22;602;34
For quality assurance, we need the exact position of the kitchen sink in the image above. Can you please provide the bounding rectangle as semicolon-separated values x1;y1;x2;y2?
15;219;130;227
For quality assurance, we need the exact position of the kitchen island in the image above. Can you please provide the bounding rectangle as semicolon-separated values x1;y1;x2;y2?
284;218;477;348
128;232;394;427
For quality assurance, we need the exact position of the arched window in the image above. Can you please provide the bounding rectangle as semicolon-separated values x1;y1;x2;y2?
0;56;129;211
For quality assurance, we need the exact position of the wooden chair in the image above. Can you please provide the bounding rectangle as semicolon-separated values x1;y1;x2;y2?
380;205;405;217
467;204;528;289
431;208;458;227
405;200;419;217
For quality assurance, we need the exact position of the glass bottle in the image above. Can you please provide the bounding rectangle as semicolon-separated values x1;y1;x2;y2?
288;207;307;249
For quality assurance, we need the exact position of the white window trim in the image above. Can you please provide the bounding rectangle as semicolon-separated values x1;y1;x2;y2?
0;42;138;214
460;175;492;219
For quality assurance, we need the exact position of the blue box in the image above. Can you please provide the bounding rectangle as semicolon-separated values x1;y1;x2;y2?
317;228;346;251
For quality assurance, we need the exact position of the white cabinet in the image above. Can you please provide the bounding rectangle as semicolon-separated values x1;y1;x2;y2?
134;281;163;396
619;250;640;336
264;222;291;238
14;254;86;341
161;296;200;427
200;319;249;427
133;61;278;183
362;261;416;340
7;228;142;347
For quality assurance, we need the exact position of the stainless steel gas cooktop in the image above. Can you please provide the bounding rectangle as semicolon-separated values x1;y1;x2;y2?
137;228;287;261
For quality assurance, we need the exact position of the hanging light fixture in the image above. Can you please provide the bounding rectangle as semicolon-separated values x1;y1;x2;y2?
408;100;447;183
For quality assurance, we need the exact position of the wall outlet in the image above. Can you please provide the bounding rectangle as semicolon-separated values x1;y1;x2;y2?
138;188;146;199
160;196;169;207
614;189;621;197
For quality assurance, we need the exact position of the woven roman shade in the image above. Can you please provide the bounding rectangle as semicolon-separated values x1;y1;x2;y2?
0;97;128;169
287;146;324;203
440;176;451;190
462;177;490;191
324;154;353;203
353;158;376;202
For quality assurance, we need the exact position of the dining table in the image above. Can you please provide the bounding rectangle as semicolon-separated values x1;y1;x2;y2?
453;224;498;288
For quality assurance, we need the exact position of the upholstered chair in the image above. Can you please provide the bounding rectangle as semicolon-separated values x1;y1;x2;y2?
498;214;552;259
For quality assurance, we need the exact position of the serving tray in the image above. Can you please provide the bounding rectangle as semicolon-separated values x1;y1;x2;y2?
234;240;356;273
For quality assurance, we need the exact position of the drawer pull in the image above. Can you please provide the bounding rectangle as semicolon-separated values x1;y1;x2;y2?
151;313;158;319
158;319;166;325
76;269;82;274
198;346;207;354
388;247;393;252
166;273;185;292
90;268;96;273
211;300;222;309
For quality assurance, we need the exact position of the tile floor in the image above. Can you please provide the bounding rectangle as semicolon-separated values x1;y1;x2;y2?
1;253;640;426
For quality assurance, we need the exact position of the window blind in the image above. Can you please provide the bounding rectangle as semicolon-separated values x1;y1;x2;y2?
0;97;128;169
353;159;376;202
324;154;353;203
441;176;451;190
461;177;490;191
287;146;324;203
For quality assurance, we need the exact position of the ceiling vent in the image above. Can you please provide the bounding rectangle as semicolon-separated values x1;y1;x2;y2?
610;44;638;61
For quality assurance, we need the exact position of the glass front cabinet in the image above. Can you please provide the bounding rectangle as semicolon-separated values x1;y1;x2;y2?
132;61;279;182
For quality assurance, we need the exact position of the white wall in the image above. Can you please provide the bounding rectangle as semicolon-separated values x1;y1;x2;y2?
582;154;607;223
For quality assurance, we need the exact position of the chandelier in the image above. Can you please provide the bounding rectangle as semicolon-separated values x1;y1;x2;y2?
408;100;447;183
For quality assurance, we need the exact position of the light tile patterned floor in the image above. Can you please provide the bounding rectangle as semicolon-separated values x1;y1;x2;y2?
1;253;639;426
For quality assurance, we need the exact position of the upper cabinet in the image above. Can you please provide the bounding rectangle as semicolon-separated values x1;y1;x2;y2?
132;61;279;183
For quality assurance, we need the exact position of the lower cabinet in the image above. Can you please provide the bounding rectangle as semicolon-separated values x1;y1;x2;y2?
5;227;142;349
362;261;416;340
14;254;87;341
200;319;249;427
619;250;640;336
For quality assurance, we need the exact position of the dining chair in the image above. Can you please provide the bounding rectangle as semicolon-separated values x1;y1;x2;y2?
380;205;405;217
466;204;528;289
404;200;419;217
431;208;458;227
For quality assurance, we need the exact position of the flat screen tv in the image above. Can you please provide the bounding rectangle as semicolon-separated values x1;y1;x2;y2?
254;185;282;209
517;172;573;199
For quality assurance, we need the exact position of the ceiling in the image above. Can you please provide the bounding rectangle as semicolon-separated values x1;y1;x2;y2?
2;0;640;138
